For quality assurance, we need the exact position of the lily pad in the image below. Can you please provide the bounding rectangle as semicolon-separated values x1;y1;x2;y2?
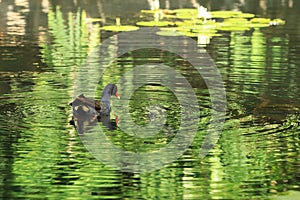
181;19;217;26
160;26;219;37
217;26;250;31
173;8;198;19
137;8;285;35
181;19;204;26
157;27;220;38
217;18;251;31
248;18;271;28
250;18;271;24
217;24;251;31
177;24;218;34
156;30;220;38
211;11;255;19
248;23;270;28
136;21;175;27
237;13;255;18
101;25;139;32
269;18;285;26
179;31;221;37
224;18;249;23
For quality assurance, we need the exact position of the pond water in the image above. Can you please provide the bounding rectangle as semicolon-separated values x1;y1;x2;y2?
0;0;299;199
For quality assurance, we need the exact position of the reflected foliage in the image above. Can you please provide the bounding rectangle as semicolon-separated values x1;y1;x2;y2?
0;0;299;200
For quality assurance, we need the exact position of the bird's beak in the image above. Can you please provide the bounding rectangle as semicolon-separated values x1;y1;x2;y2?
115;116;119;125
115;91;120;99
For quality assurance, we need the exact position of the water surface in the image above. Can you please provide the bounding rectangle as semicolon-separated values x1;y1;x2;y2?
0;0;299;199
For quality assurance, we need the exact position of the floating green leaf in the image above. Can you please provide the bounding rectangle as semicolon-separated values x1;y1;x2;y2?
136;8;285;36
217;18;251;31
136;21;175;27
217;26;250;31
156;27;221;38
177;24;218;33
179;31;221;38
174;8;198;19
101;25;139;32
181;19;217;26
248;23;270;28
250;18;271;24
270;18;286;25
211;11;255;19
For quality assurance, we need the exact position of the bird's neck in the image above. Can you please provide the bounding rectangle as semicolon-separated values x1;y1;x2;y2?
101;86;112;104
101;93;111;104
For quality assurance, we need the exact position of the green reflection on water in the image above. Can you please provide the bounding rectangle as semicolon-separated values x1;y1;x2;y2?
0;2;299;200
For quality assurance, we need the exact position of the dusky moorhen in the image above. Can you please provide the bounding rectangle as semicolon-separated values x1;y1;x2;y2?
70;83;120;134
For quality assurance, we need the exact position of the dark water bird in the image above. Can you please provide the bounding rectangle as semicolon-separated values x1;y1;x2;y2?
98;83;120;115
70;83;120;134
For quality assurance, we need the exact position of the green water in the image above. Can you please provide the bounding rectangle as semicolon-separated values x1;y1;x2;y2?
0;0;299;199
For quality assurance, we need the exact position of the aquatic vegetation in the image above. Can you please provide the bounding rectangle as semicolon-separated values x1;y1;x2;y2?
211;11;255;19
150;0;160;11
269;18;286;26
101;25;139;32
101;17;139;32
99;5;285;44
174;8;198;19
136;21;175;27
197;6;212;20
250;17;271;24
135;6;285;43
217;18;251;31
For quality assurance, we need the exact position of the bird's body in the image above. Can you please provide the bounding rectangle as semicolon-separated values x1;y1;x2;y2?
70;83;120;134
